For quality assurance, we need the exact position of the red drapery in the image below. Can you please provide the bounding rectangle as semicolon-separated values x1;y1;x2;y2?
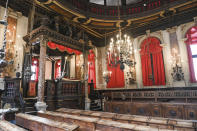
107;56;125;88
88;50;96;88
47;42;82;55
140;37;165;86
31;58;39;81
28;81;37;97
185;26;197;83
55;60;61;79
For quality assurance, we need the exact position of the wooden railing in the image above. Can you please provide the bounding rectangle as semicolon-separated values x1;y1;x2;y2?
66;0;179;17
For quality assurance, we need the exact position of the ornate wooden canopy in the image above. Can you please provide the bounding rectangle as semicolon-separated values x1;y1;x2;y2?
23;25;91;52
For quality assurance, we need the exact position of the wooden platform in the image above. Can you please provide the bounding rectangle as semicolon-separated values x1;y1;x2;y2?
38;111;174;131
15;113;79;131
0;120;27;131
57;108;197;131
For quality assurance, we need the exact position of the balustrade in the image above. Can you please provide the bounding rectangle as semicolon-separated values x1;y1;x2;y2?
66;0;179;16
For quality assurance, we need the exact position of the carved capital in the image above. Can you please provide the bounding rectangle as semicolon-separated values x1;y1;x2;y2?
160;43;167;48
39;35;48;47
167;26;177;33
178;38;187;43
146;30;151;36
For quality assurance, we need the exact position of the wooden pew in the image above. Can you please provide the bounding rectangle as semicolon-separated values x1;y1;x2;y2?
15;113;79;131
57;108;197;131
38;111;174;131
0;120;27;131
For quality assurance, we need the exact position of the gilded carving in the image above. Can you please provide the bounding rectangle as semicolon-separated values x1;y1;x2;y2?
97;48;103;84
2;17;17;77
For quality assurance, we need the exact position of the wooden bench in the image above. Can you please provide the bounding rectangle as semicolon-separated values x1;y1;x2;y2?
15;113;79;131
57;108;197;131
0;120;27;131
38;111;174;131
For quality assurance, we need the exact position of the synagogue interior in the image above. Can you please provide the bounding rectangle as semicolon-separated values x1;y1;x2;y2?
0;0;197;130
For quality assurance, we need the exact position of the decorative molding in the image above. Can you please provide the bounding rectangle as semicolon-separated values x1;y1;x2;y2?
160;43;167;48
35;0;53;5
39;35;48;47
180;22;195;39
167;26;178;33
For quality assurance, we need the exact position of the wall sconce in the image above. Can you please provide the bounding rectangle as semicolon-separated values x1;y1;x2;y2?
103;71;112;83
171;48;184;81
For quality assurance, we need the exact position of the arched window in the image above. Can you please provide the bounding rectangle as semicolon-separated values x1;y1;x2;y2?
31;58;39;81
185;26;197;83
55;60;61;79
140;37;165;86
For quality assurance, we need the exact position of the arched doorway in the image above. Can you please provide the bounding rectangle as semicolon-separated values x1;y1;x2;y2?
185;26;197;83
140;37;166;86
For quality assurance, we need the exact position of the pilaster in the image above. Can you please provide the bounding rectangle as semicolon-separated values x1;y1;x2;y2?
134;38;143;88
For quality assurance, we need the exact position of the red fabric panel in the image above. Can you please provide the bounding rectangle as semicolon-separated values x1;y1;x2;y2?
185;26;197;83
141;54;152;86
88;50;96;88
57;44;66;52
47;42;57;50
107;64;125;88
47;42;82;55
107;55;125;88
28;81;36;97
152;52;166;85
140;37;165;86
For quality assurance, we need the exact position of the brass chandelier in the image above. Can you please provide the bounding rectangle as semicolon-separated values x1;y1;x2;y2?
107;0;135;70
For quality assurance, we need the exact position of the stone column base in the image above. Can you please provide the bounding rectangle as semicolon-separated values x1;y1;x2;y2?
35;101;47;112
85;98;91;110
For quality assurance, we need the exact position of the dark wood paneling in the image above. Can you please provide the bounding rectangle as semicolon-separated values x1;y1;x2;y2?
100;87;197;120
46;80;84;110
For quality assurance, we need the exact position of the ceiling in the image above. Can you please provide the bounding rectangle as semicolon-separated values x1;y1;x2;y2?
0;0;196;46
34;0;197;39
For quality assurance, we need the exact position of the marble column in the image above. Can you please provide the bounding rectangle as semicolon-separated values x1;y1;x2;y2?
35;35;48;112
83;50;90;110
133;38;143;88
176;26;189;86
161;30;173;87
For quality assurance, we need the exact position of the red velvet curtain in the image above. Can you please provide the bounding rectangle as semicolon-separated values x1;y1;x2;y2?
55;60;61;79
107;58;125;88
88;50;96;88
140;54;152;86
185;26;197;83
140;37;165;86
